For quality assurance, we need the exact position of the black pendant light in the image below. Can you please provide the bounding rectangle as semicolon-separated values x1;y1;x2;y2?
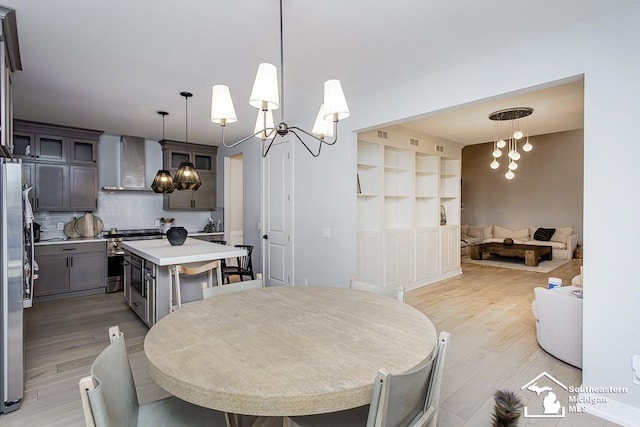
173;91;201;191
151;111;176;193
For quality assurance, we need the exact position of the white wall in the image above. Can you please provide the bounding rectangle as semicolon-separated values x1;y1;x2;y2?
290;3;640;423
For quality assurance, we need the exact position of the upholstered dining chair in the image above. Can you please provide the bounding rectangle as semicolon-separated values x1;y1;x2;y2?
78;326;228;427
287;331;450;427
350;278;405;302
202;273;263;299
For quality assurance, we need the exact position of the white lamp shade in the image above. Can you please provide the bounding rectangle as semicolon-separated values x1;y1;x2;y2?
254;110;275;139
522;140;533;152
312;104;334;137
513;130;524;140
323;79;350;121
497;139;506;149
511;151;521;161
211;85;237;124
492;148;502;158
490;159;499;169
508;161;518;170
505;170;515;180
249;63;279;110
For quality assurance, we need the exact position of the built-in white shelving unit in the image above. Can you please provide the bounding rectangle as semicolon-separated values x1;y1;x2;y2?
356;126;462;290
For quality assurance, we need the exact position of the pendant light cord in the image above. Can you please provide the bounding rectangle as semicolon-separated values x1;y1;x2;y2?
185;95;188;143
280;0;285;123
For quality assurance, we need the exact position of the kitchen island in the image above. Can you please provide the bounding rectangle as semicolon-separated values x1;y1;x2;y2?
121;238;247;326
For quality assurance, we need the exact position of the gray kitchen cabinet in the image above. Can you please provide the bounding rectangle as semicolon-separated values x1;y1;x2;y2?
33;253;69;296
69;251;105;291
160;140;217;211
70;138;98;164
35;163;68;211
34;241;106;298
69;165;98;210
14;120;102;212
192;171;215;209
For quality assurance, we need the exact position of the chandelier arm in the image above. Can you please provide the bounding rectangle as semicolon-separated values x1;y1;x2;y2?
221;127;267;149
289;129;322;157
261;131;281;157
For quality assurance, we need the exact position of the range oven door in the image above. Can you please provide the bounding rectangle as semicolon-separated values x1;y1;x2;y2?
106;252;124;293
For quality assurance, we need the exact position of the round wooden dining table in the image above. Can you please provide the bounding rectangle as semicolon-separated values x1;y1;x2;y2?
144;286;438;417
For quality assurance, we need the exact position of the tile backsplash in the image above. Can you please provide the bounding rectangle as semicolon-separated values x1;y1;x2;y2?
34;192;222;239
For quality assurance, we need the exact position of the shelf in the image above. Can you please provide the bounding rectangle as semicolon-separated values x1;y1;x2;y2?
415;195;437;199
385;194;411;198
357;193;379;197
385;166;411;173
357;162;379;169
440;173;458;178
416;170;437;175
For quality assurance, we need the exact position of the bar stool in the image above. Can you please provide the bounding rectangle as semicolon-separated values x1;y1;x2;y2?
169;259;222;312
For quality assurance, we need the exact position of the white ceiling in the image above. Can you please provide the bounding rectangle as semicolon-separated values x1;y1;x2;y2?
4;0;632;146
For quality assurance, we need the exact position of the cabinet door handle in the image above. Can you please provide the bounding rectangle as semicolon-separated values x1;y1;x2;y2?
36;198;39;208
70;257;73;267
66;258;69;268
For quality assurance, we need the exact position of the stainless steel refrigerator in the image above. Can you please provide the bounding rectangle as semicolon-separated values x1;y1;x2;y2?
0;157;24;414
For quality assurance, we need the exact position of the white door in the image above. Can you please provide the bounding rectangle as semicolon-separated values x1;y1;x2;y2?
262;139;293;287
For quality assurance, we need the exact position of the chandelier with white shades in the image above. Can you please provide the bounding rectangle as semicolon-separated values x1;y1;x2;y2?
488;107;533;180
209;0;350;157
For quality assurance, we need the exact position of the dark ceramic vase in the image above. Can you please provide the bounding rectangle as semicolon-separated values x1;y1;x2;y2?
166;226;188;246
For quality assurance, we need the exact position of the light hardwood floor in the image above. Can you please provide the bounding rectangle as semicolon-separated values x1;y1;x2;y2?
2;260;619;426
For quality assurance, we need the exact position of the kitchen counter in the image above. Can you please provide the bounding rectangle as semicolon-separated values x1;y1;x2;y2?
121;237;245;266
189;231;224;237
35;237;105;246
121;238;247;326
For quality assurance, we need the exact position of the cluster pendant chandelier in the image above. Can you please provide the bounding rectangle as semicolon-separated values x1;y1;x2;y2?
488;107;534;180
151;92;201;193
209;0;350;157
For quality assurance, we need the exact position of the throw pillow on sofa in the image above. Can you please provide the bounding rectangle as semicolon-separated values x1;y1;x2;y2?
534;227;555;241
551;226;575;244
493;225;529;239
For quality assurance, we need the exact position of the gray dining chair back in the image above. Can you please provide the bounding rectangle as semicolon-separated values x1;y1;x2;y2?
78;326;227;427
202;273;264;299
350;278;405;302
287;331;450;427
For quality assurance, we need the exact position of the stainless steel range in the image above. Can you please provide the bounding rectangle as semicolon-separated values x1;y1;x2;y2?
105;229;163;293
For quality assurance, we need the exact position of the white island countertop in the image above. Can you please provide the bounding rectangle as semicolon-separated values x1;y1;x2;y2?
121;238;246;266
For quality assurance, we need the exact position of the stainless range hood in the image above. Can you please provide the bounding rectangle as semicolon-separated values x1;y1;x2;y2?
101;135;153;191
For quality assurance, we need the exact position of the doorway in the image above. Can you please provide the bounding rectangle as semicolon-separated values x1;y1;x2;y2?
224;153;244;248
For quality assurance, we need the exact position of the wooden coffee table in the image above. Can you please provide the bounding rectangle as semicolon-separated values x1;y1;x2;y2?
471;242;552;267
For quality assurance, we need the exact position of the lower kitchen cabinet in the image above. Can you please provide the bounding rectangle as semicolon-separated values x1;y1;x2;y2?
34;241;106;298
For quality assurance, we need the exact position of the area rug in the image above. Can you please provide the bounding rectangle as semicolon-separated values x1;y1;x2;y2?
461;255;571;273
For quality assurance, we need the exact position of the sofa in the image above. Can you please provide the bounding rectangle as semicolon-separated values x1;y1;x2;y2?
460;225;579;260
531;286;583;368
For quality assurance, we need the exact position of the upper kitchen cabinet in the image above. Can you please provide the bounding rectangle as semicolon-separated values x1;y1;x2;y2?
160;140;217;210
0;5;22;153
14;120;102;212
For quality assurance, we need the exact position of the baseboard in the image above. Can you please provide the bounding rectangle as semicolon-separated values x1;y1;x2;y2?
404;268;463;291
582;393;640;426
